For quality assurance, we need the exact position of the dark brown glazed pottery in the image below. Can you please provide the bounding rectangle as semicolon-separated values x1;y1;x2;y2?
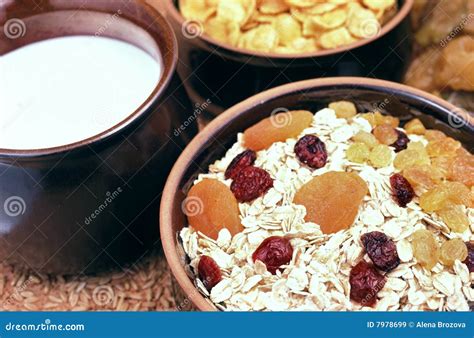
0;0;198;274
160;77;474;311
163;0;414;114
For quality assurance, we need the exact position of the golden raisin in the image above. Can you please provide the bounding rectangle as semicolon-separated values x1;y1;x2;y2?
361;112;376;127
411;229;440;270
353;131;379;149
448;154;474;187
420;182;471;212
404;118;426;135
293;171;368;234
425;129;447;141
393;142;430;170
373;125;398;145
374;111;399;128
440;238;468;266
346;143;370;163
186;179;243;240
439;205;469;233
426;137;461;157
368;144;392;168
402;165;443;196
329;101;357;119
431;156;453;178
243;110;313;151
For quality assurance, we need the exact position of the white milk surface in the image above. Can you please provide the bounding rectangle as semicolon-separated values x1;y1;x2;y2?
0;36;161;150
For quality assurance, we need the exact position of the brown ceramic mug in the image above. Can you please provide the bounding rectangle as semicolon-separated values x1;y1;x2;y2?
162;0;414;115
160;77;473;311
0;0;198;274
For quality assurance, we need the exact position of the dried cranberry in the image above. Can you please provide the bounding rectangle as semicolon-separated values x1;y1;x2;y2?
198;255;222;290
349;261;386;306
361;231;400;272
230;166;273;202
463;242;474;272
390;130;409;152
225;150;257;180
294;135;328;169
252;236;293;274
390;173;415;207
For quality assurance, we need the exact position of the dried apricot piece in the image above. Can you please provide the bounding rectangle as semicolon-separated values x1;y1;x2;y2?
411;229;440;270
293;171;368;234
404;118;426;135
448;154;474;187
243;110;313;151
346;143;370;163
439;238;468;266
353;131;378;149
329;101;357;119
373;125;398;145
186;179;243;240
438;205;469;233
368;144;392;168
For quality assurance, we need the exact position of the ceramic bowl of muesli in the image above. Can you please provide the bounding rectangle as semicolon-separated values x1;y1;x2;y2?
160;77;474;311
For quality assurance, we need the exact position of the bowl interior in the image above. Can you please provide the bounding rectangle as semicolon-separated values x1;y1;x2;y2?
162;78;473;310
167;0;413;59
0;0;176;155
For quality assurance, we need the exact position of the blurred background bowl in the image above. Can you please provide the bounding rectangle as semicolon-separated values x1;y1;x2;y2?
163;0;414;115
160;77;473;311
0;0;197;274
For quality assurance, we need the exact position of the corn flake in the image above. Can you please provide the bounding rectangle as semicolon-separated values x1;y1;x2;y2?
179;0;397;54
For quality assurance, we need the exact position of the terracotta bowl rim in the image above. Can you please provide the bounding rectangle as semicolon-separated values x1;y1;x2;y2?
160;76;472;311
164;0;413;59
0;0;177;158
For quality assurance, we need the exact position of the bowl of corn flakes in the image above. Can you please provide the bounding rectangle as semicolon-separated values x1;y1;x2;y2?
160;77;473;311
163;0;414;114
